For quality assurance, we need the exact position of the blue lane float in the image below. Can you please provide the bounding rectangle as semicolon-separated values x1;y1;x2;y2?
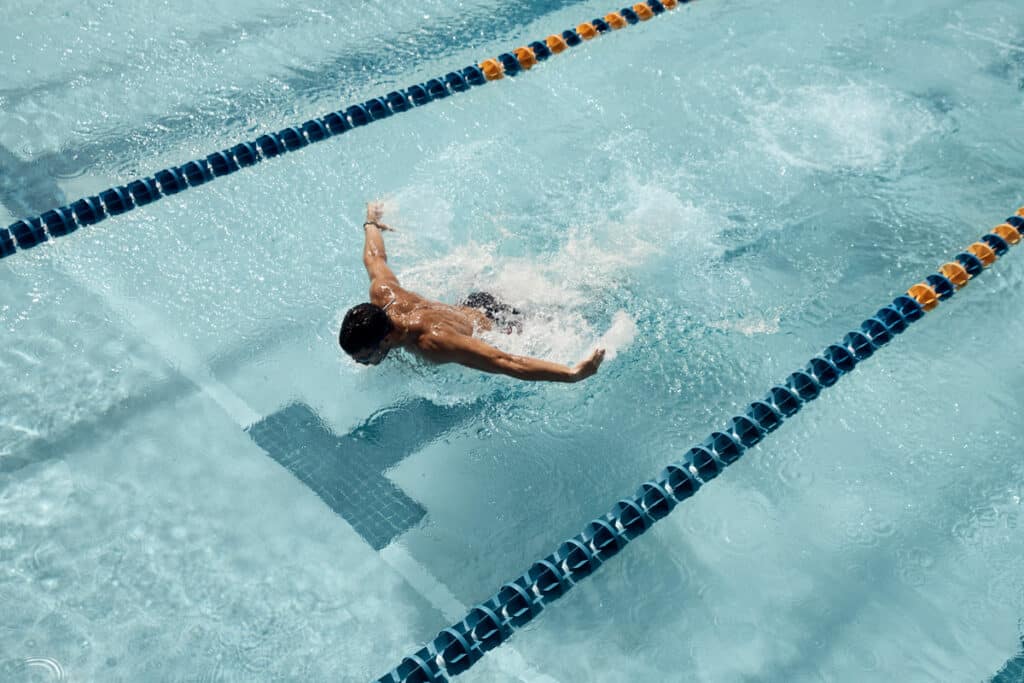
374;213;1023;682
1;0;698;262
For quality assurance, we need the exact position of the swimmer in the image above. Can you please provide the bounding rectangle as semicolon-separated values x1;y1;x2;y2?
339;201;605;383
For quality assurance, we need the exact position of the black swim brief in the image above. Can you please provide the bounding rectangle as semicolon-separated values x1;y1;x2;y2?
462;291;523;333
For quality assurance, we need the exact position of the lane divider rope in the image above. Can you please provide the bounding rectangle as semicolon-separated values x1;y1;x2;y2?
0;0;694;261
374;208;1024;682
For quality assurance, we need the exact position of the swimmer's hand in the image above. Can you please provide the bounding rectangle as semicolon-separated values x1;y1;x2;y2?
365;201;394;231
571;348;605;382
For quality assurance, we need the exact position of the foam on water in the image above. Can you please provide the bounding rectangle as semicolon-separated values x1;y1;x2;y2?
353;180;727;399
749;79;941;175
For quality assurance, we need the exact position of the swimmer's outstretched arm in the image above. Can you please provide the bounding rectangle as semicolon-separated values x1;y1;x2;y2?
362;201;398;285
419;332;605;383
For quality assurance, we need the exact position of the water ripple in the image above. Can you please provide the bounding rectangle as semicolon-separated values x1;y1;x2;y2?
22;657;66;681
839;508;897;549
717;490;776;557
775;454;817;492
894;546;936;587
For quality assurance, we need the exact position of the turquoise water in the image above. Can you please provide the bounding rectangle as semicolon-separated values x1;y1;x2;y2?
2;0;1024;681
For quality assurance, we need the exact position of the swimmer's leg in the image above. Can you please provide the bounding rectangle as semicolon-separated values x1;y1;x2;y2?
463;291;522;333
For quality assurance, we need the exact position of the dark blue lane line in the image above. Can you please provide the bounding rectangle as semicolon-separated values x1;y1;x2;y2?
247;399;481;550
0;0;588;224
991;636;1024;683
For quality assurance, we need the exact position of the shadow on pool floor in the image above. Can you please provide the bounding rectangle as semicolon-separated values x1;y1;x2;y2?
247;398;481;550
991;633;1024;683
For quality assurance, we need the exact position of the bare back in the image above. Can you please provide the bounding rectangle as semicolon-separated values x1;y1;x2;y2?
370;281;494;358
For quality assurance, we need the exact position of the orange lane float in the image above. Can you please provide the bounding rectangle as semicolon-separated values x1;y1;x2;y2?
605;12;628;29
967;241;997;267
479;58;504;80
993;224;1021;245
514;47;538;70
546;34;569;54
577;22;599;40
939;262;970;288
908;283;940;312
634;3;655;21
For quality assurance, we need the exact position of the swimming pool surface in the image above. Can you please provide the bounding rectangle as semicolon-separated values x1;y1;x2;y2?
2;0;1024;680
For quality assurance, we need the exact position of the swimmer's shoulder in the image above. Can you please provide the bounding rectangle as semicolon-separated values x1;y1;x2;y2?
369;280;397;305
413;323;466;351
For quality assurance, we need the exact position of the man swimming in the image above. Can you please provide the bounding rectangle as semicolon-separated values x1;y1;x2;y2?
338;202;605;383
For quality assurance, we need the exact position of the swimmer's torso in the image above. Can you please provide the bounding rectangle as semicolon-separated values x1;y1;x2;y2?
370;282;492;356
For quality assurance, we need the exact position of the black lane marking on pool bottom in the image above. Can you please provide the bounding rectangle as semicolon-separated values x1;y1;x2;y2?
990;634;1024;683
247;399;478;550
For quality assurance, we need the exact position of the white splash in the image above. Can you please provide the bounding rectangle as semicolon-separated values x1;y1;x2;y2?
404;231;648;368
750;81;939;173
596;310;638;361
348;182;726;393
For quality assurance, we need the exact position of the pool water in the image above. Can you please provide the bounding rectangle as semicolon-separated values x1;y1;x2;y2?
2;0;1023;681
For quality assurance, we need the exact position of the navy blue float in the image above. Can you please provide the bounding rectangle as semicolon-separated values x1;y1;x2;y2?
363;98;391;121
956;252;984;277
386;91;412;113
747;401;783;432
424;78;448;100
128;178;160;204
232;141;260;166
529;40;552;60
444;71;470;93
100;186;134;213
462;66;487;87
983;233;1010;256
562;29;583;47
10;218;47;248
404;85;432;107
41;208;76;237
346;104;371;127
0;228;15;258
70;196;105;225
498;53;522;76
301;119;330;142
155;167;187;193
